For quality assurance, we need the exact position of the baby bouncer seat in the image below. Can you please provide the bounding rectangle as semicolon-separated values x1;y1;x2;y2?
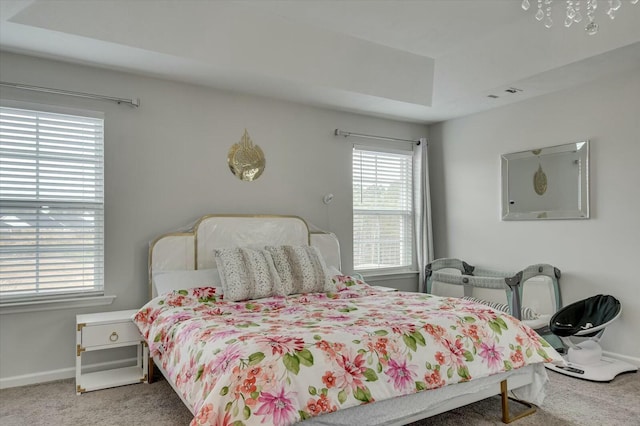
546;294;638;381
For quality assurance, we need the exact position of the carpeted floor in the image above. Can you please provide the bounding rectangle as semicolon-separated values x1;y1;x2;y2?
1;370;638;425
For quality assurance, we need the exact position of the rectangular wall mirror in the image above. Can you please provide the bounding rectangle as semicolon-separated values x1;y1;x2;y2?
501;140;589;220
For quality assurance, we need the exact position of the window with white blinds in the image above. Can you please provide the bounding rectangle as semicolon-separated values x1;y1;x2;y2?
0;106;104;302
353;146;414;272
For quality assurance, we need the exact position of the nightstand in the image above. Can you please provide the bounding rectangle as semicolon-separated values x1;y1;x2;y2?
76;309;148;394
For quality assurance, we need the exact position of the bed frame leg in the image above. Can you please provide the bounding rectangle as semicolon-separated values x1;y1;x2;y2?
148;357;155;384
500;380;537;423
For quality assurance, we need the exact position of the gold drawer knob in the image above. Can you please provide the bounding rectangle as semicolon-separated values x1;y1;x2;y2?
109;332;119;342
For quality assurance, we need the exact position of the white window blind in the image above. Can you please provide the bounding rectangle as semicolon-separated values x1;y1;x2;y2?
0;106;104;302
353;146;413;272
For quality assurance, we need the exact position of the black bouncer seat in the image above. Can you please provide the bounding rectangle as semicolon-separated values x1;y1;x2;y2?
550;294;620;338
546;294;637;381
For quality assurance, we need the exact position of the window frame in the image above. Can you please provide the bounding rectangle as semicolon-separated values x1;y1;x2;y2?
0;100;110;311
352;144;417;276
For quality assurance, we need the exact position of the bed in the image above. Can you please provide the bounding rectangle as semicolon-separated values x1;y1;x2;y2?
134;214;563;426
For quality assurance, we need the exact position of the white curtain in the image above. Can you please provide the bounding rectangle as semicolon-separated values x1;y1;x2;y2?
413;138;434;292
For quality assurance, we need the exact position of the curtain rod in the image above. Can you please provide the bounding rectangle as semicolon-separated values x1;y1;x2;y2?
0;81;140;108
334;129;420;145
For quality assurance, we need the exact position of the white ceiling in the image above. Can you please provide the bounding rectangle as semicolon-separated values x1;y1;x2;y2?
1;0;639;123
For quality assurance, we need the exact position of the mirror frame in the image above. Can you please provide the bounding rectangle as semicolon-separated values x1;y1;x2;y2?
501;140;589;220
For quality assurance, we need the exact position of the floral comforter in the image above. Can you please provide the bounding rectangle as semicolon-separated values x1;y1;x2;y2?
134;277;562;426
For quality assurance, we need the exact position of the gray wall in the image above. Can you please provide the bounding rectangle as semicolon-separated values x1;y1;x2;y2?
429;67;640;362
0;52;426;383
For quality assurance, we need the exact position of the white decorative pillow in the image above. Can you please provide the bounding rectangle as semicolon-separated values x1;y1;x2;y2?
213;247;284;302
327;265;342;277
153;268;222;296
265;245;332;295
462;296;540;320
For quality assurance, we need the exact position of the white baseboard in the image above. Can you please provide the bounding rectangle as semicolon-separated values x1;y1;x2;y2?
0;357;138;389
602;350;640;367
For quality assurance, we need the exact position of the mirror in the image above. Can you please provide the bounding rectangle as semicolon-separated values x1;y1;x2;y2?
501;141;589;220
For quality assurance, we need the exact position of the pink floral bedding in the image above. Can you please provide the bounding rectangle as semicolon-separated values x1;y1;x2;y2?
134;277;562;426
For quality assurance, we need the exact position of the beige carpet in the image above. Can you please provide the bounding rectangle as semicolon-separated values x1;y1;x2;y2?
1;370;638;425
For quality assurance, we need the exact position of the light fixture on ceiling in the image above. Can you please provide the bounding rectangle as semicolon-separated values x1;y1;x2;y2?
487;87;524;99
522;0;638;35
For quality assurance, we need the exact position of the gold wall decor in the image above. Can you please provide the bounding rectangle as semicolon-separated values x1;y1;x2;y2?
227;129;265;181
533;163;548;195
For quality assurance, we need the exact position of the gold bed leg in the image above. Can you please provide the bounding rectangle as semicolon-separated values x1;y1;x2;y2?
500;380;537;423
148;357;155;384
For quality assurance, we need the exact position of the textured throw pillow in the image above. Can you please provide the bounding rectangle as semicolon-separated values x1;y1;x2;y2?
462;296;540;320
265;245;332;295
213;247;284;302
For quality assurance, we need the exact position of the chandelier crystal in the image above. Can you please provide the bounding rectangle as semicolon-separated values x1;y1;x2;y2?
522;0;638;34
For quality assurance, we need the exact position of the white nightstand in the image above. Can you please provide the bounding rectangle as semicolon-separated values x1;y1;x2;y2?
76;309;148;394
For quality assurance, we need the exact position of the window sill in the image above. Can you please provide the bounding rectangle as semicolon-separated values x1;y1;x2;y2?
360;270;419;283
0;295;117;315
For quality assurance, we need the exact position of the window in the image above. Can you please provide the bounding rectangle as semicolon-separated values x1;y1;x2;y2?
352;145;414;272
0;106;104;302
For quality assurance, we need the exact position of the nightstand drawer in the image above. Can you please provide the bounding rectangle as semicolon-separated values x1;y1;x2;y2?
81;321;141;348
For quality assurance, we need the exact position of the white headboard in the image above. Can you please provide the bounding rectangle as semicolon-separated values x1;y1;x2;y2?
148;214;341;297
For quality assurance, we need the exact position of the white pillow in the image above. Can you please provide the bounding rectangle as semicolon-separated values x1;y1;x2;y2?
153;268;222;296
327;265;342;277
